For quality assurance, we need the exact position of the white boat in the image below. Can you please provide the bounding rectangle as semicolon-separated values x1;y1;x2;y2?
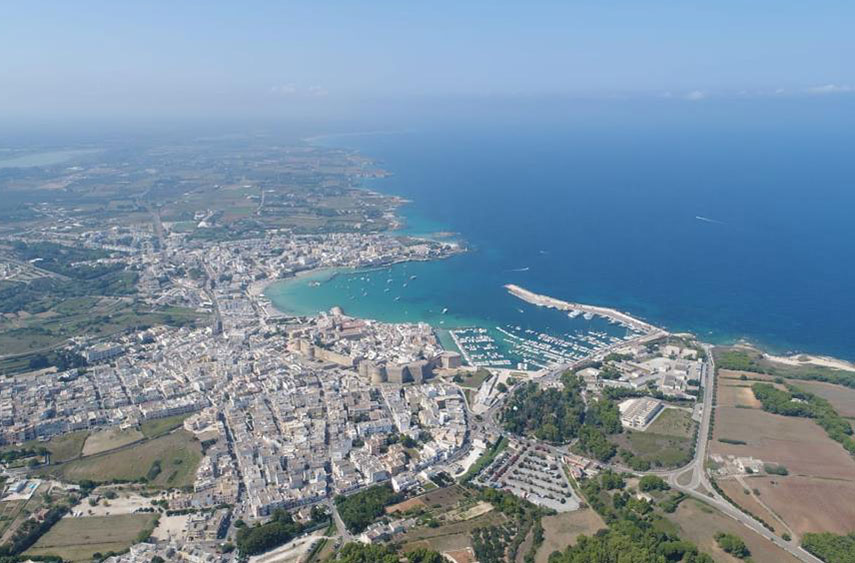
442;307;448;314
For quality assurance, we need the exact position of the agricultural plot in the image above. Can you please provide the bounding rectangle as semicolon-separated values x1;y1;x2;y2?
711;402;855;479
792;380;855;418
717;479;781;533
712;374;855;537
747;475;855;537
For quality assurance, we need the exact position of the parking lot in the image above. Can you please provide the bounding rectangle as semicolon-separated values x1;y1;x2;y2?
475;442;580;512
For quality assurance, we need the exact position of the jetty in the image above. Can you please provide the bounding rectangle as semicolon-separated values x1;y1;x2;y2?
504;284;663;336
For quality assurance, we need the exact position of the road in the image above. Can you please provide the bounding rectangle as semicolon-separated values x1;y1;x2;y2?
654;345;822;563
474;343;822;563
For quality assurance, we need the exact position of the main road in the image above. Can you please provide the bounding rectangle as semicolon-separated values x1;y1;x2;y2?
477;342;822;563
653;345;820;563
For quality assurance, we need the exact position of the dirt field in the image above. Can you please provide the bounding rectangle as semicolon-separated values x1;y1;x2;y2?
717;382;763;409
49;430;202;488
82;427;144;456
666;499;799;563
534;509;605;563
748;475;855;537
718;479;783;533
419;484;469;510
25;513;157;562
791;380;855;418
386;497;427;514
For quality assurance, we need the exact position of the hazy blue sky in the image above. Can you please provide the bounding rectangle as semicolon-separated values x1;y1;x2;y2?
2;1;853;119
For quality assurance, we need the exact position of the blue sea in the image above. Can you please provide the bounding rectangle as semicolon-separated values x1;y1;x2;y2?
267;99;855;361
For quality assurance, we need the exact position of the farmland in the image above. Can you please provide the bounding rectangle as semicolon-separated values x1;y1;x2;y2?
792;380;855;418
746;475;855;537
712;370;855;537
25;513;157;562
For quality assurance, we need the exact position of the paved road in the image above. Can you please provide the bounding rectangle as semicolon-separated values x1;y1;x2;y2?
657;345;822;563
476;343;822;563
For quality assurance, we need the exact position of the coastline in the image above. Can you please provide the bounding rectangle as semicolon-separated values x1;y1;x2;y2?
763;352;855;373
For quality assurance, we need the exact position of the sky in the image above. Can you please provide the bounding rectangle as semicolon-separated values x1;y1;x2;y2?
1;1;854;120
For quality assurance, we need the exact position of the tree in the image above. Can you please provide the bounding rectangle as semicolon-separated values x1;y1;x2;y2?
639;475;669;492
714;532;750;559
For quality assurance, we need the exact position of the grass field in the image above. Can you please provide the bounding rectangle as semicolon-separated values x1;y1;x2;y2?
665;498;799;563
612;430;693;468
25;513;157;562
82;427;144;456
47;430;202;488
455;368;492;390
1;431;89;463
140;413;193;439
534;509;605;563
646;408;695;437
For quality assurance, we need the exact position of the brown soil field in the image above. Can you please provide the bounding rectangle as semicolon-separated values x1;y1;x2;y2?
717;383;762;409
386;497;427;514
535;509;605;563
718;479;783;533
791;380;855;418
666;498;799;563
718;370;778;382
749;475;855;537
711;406;855;479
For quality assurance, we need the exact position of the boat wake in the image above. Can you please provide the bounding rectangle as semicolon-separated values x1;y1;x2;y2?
695;215;725;225
509;266;530;272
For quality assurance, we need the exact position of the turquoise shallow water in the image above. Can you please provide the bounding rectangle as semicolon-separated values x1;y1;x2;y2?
268;101;855;361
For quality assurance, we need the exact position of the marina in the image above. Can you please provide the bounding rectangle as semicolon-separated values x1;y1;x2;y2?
449;304;648;370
